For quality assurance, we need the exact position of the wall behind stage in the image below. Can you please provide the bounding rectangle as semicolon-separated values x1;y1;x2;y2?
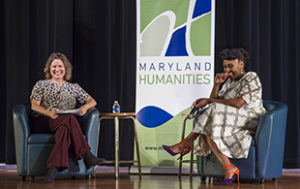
1;0;300;168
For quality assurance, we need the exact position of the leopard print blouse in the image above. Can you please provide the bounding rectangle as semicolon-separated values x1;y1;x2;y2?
30;80;89;111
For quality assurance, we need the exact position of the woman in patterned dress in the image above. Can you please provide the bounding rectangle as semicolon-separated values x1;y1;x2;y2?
163;48;266;185
30;52;105;182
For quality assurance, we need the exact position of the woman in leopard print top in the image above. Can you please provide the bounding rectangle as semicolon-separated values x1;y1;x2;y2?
30;52;104;182
30;80;90;112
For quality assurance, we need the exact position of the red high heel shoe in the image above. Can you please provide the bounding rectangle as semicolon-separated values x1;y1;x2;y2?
220;164;240;185
177;139;192;160
162;139;192;160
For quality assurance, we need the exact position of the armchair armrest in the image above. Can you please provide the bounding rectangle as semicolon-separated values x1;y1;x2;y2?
12;104;31;176
255;100;288;178
84;108;100;155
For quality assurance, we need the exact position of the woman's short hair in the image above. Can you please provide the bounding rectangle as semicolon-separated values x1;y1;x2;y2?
219;48;249;65
44;52;72;81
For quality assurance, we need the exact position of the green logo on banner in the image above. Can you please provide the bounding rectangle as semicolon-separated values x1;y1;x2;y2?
140;0;211;56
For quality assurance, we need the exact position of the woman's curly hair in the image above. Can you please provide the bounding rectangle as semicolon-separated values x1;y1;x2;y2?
44;52;72;81
219;48;249;65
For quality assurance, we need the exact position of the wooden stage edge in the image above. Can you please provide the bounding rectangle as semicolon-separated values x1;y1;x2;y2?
0;165;300;189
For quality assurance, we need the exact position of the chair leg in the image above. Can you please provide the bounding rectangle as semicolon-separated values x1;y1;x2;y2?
189;143;194;177
209;177;213;184
132;117;142;178
178;159;182;178
258;179;264;184
178;117;188;177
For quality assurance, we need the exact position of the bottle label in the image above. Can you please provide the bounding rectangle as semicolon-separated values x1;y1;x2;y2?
113;107;120;113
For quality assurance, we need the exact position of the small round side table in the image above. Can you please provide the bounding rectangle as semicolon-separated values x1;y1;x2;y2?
99;112;141;178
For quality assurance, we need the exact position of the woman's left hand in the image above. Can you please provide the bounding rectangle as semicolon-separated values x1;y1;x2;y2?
78;106;87;116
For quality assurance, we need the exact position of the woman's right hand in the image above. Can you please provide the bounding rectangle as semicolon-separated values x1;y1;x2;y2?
193;98;210;109
48;110;58;119
215;73;228;84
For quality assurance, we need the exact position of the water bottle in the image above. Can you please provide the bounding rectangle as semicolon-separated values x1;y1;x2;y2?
112;101;120;113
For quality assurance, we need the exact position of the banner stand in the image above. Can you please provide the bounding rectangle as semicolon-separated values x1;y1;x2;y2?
129;166;198;175
136;0;215;170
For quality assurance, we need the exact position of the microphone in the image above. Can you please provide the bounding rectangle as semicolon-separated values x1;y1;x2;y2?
187;105;197;119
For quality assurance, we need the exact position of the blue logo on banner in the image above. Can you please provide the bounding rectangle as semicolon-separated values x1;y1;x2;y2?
136;106;173;128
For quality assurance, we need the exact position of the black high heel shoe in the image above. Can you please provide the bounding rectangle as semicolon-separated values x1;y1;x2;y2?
44;166;57;183
83;151;106;169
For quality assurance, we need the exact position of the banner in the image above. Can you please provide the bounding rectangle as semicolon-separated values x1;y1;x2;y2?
136;0;215;167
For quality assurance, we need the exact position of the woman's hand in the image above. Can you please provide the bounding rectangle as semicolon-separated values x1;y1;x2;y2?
48;110;58;119
78;106;87;116
193;98;210;109
77;96;97;116
215;73;228;84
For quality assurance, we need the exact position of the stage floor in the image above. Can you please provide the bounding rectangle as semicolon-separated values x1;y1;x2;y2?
0;167;300;189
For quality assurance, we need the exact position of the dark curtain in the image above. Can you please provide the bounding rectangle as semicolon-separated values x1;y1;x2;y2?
1;0;136;164
1;0;299;168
